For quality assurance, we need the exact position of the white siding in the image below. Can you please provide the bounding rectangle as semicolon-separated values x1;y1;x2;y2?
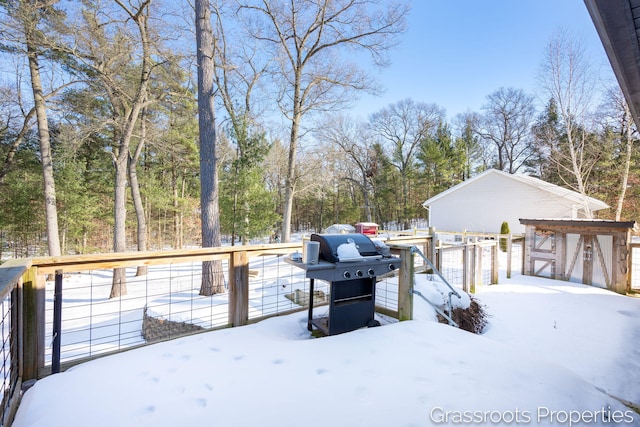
428;172;587;233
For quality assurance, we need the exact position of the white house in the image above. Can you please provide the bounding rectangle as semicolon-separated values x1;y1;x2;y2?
421;169;610;234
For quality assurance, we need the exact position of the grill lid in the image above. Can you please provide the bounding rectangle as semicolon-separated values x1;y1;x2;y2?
310;233;381;263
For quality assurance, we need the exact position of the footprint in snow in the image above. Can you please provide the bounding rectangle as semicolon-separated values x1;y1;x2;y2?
137;405;155;415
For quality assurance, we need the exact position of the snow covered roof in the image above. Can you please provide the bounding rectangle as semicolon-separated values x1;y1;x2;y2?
422;169;609;211
323;224;356;234
519;218;636;230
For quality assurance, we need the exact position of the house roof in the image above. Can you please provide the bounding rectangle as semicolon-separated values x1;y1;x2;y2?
584;0;640;128
422;169;610;211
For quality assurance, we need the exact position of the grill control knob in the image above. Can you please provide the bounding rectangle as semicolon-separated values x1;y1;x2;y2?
343;271;351;279
368;269;375;277
388;263;396;271
355;270;363;277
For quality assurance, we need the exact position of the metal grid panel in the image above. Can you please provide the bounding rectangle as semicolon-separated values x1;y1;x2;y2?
44;261;233;365
246;255;317;319
0;289;17;427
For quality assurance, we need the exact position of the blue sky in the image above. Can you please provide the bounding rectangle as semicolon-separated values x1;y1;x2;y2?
351;0;613;121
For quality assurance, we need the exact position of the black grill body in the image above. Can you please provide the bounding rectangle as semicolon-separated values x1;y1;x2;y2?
288;233;400;335
311;233;380;262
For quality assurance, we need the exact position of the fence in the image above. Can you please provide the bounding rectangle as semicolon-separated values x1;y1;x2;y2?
0;233;512;426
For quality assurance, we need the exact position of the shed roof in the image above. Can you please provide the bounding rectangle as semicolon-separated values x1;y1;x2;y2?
422;169;609;211
519;218;636;230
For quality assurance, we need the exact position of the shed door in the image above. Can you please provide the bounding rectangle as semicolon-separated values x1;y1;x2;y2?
530;230;556;278
565;234;612;288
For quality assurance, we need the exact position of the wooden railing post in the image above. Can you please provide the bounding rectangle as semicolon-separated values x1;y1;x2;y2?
491;243;499;284
462;244;471;294
23;267;44;380
397;246;414;321
229;251;249;327
429;227;437;268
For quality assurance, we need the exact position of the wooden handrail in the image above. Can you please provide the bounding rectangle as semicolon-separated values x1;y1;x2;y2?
0;258;32;300
31;243;302;274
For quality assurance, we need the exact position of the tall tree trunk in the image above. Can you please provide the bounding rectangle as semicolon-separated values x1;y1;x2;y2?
129;154;147;276
111;154;128;298
129;106;148;277
109;1;153;298
281;89;302;243
615;104;633;221
195;0;225;295
25;35;61;257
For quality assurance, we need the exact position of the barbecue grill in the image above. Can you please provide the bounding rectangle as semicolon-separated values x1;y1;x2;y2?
286;233;400;335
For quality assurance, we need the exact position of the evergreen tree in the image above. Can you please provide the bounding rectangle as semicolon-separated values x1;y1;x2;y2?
219;128;278;244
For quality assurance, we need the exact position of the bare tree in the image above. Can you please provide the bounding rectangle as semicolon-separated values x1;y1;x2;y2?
195;0;225;295
600;85;638;220
0;81;36;185
238;0;409;241
537;29;601;218
316;114;377;222
476;87;536;174
211;1;273;245
369;98;444;229
452;111;483;179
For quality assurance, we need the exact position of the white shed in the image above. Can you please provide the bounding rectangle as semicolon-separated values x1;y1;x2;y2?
421;169;610;234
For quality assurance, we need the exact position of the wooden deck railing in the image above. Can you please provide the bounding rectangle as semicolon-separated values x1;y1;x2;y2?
0;232;511;426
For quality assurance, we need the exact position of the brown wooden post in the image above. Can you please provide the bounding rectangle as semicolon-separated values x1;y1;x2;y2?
555;232;566;281
491;243;499;284
582;235;594;286
523;225;534;276
429;227;437;263
435;241;442;273
462;244;470;293
623;229;632;293
397;246;414;321
22;267;44;380
612;231;629;294
472;242;480;293
520;236;526;275
229;251;249;327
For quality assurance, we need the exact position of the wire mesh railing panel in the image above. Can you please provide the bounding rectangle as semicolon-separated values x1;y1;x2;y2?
0;289;17;427
510;238;524;277
375;274;399;313
438;246;464;290
481;246;492;285
247;255;316;319
44;261;232;366
142;262;230;331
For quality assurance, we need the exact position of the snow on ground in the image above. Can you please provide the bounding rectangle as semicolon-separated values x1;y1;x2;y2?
13;269;640;426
